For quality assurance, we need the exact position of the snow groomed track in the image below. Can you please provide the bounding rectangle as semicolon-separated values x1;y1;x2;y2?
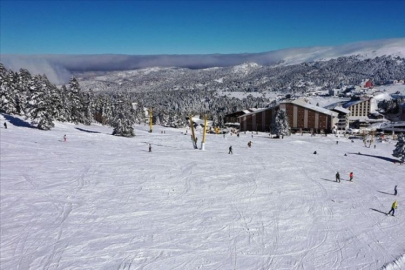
1;116;404;269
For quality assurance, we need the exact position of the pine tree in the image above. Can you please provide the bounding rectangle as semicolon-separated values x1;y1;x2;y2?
111;93;135;137
393;133;405;163
82;89;95;125
57;85;71;122
0;69;20;114
26;75;55;130
68;77;85;124
271;109;290;137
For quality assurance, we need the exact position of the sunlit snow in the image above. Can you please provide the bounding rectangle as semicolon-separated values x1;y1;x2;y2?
1;114;404;269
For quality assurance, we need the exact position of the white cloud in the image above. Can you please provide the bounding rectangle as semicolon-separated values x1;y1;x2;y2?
1;38;405;84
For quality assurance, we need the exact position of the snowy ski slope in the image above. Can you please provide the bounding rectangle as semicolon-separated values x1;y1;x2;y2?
1;114;404;269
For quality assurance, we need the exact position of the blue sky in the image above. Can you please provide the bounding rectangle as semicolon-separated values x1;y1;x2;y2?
1;0;405;55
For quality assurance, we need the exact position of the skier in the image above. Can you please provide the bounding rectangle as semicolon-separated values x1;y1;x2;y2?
313;151;317;155
394;185;398;196
349;172;353;181
149;144;152;152
344;153;347;156
374;144;376;149
247;141;252;148
3;122;7;129
387;200;398;216
336;141;339;145
63;134;67;142
228;146;233;154
336;172;340;183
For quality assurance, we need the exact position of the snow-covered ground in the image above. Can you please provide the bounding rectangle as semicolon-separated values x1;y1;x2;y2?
1;114;404;270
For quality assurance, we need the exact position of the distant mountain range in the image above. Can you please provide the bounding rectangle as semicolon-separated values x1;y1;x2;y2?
75;55;405;95
1;38;405;85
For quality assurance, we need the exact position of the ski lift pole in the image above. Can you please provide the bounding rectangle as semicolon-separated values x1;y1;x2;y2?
190;116;197;149
149;108;153;133
201;115;208;150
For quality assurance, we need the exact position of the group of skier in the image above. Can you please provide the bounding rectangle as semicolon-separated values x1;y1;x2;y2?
335;172;398;216
335;171;353;183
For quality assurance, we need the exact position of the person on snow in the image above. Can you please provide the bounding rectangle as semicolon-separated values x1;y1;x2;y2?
349;172;353;182
228;146;233;154
394;185;398;196
336;141;339;145
247;141;252;148
388;200;398;216
313;151;317;155
336;172;340;183
3;122;7;129
149;144;152;152
63;134;67;142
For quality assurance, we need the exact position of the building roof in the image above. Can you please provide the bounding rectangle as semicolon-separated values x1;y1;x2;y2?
285;99;338;117
225;108;259;118
238;107;272;118
237;99;338;118
342;98;369;108
331;106;351;114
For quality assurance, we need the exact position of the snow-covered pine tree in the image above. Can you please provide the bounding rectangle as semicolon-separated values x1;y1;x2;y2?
15;68;33;115
0;69;20;115
68;77;86;124
271;109;290;137
393;133;405;163
111;93;135;137
82;89;95;125
26;75;55;130
57;85;72;122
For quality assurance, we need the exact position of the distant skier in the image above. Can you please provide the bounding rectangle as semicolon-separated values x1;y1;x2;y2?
336;172;340;183
228;146;233;154
4;122;7;129
344;153;347;156
394;185;398;196
349;172;353;181
247;141;252;148
63;134;67;142
313;151;317;155
336;141;339;145
374;144;376;149
149;144;152;152
387;200;398;216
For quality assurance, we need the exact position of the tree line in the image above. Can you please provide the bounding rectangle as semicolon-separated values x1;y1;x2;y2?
0;64;272;135
0;64;137;136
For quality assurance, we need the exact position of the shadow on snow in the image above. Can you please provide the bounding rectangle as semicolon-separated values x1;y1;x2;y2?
377;191;395;196
2;114;34;128
320;178;338;183
75;127;101;134
370;208;388;215
348;152;398;163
